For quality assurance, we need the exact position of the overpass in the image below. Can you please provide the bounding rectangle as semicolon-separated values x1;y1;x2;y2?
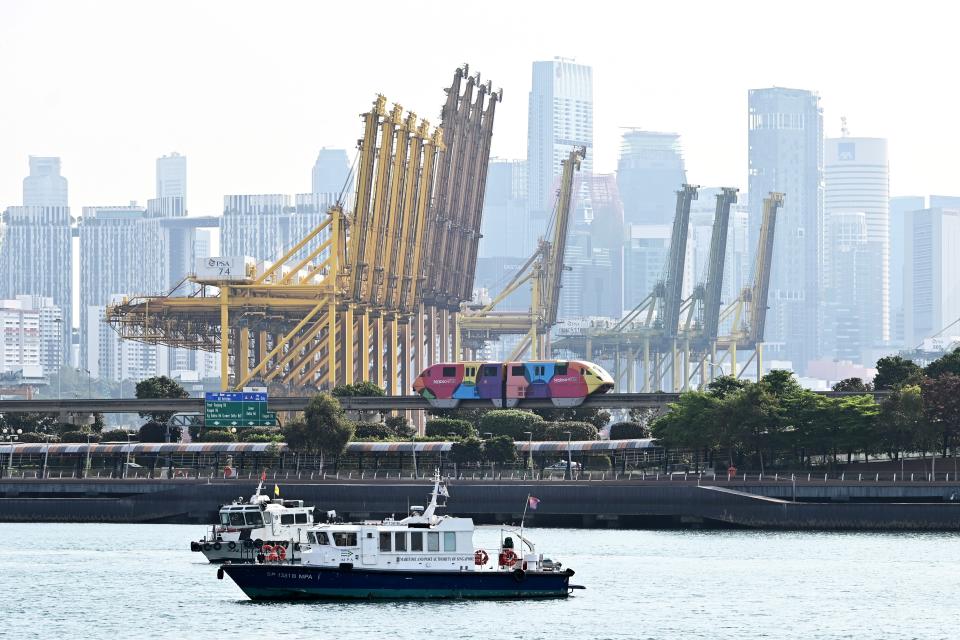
0;391;889;414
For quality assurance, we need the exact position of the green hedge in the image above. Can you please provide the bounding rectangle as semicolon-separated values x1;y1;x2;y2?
477;410;545;440
425;418;476;439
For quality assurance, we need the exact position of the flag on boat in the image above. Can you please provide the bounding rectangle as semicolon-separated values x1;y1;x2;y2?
439;484;450;498
528;495;540;510
260;470;267;482
274;484;280;497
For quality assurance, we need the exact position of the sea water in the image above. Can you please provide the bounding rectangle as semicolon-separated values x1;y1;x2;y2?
1;523;957;640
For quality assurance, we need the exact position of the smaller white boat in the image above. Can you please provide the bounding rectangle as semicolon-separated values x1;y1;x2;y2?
190;480;320;563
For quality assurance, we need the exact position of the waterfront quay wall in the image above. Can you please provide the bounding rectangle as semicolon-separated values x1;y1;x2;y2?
2;478;960;530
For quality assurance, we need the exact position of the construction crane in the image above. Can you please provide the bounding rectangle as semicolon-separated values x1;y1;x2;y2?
455;146;585;360
107;66;499;393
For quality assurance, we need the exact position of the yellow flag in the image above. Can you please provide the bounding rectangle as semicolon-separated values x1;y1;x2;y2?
274;484;280;497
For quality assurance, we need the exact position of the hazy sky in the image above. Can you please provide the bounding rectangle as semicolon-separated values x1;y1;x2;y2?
1;0;958;216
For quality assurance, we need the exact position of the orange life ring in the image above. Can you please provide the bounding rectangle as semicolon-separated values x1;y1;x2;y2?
474;549;489;565
276;545;287;561
498;549;518;567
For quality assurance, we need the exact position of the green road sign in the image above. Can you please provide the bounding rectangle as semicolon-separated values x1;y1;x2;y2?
204;392;277;427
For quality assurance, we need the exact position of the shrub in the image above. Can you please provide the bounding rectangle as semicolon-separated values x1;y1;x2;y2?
138;421;181;443
482;435;517;464
354;422;396;440
609;421;648;440
332;381;386;397
101;429;135;443
425;418;476;439
198;430;236;443
16;432;56;443
236;427;282;442
385;415;415;438
542;421;598;441
449;437;484;464
244;434;283;443
61;431;101;443
584;455;612;471
477;410;545;440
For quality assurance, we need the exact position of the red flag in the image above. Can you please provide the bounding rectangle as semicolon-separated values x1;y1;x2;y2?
527;496;540;510
261;470;267;482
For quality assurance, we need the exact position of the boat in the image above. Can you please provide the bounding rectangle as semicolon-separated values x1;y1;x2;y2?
217;473;582;599
190;479;321;563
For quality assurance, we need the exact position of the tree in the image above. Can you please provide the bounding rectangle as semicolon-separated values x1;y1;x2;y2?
425;418;476;439
61;431;101;443
609;421;648;440
102;428;135;443
282;394;354;466
760;369;803;399
924;348;960;380
138;421;182;443
449;437;484;465
832;377;873;392
0;412;58;435
650;392;720;451
873;355;921;390
706;375;748;399
477;410;546;440
921;373;960;458
331;381;386;397
482;435;517;464
878;384;925;459
135;376;189;423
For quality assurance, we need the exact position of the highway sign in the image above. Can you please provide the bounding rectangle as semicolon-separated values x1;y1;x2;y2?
204;391;276;427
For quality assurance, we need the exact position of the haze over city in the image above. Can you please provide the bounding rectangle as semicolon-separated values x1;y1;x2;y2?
2;0;959;214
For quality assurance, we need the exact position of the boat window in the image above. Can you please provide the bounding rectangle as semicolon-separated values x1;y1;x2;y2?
394;532;407;552
295;513;308;524
307;532;318;544
511;365;524;376
410;531;423;552
245;511;263;526
442;366;456;377
263;512;272;524
220;513;230;526
427;532;440;552
483;365;498;377
556;364;568;375
281;514;295;525
229;512;245;526
317;532;330;545
333;532;358;547
379;532;391;552
443;532;456;552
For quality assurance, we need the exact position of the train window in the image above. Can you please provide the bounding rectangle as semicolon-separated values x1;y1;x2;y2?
581;368;586;375
535;366;544;376
483;365;498;376
467;367;475;376
442;366;456;377
512;365;524;376
556;364;568;375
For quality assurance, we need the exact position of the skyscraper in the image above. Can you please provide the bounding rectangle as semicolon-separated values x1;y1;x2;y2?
823;137;890;359
23;156;68;207
889;196;925;345
0;205;72;362
221;194;291;261
617;130;687;225
903;206;960;346
478;158;529;259
156;152;187;202
821;211;872;361
748;87;824;372
526;58;593;231
312;148;351;195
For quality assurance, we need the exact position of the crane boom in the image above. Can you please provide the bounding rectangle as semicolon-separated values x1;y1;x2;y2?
749;192;784;343
702;187;738;341
543;146;585;327
660;184;699;338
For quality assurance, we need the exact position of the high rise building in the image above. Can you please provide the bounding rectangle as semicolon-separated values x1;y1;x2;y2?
78;204;155;371
823;137;890;359
888;196;925;345
221;194;291;261
312;149;351;195
526;58;593;237
86;300;158;382
624;224;671;312
903;206;960;346
748;87;824;372
23;156;68;207
0;205;72;362
156;152;187;202
479;159;529;259
0;299;41;375
12;295;64;375
617;130;687;225
821;212;873;361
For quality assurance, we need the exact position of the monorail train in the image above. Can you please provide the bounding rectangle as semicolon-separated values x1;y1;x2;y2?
412;360;614;408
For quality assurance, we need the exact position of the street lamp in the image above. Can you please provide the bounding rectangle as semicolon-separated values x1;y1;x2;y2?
524;431;533;478
3;428;23;477
706;362;726;379
84;433;93;478
83;369;92;399
564;430;572;480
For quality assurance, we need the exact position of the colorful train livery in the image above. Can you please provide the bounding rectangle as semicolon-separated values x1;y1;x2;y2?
412;360;614;408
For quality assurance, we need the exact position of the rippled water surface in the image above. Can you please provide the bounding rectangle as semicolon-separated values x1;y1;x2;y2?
1;523;958;639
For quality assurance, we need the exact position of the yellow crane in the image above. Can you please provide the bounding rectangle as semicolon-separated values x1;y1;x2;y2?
107;67;500;393
455;146;585;360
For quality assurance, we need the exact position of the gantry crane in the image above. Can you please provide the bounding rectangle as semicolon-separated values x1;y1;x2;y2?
107;66;500;393
455;146;585;360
